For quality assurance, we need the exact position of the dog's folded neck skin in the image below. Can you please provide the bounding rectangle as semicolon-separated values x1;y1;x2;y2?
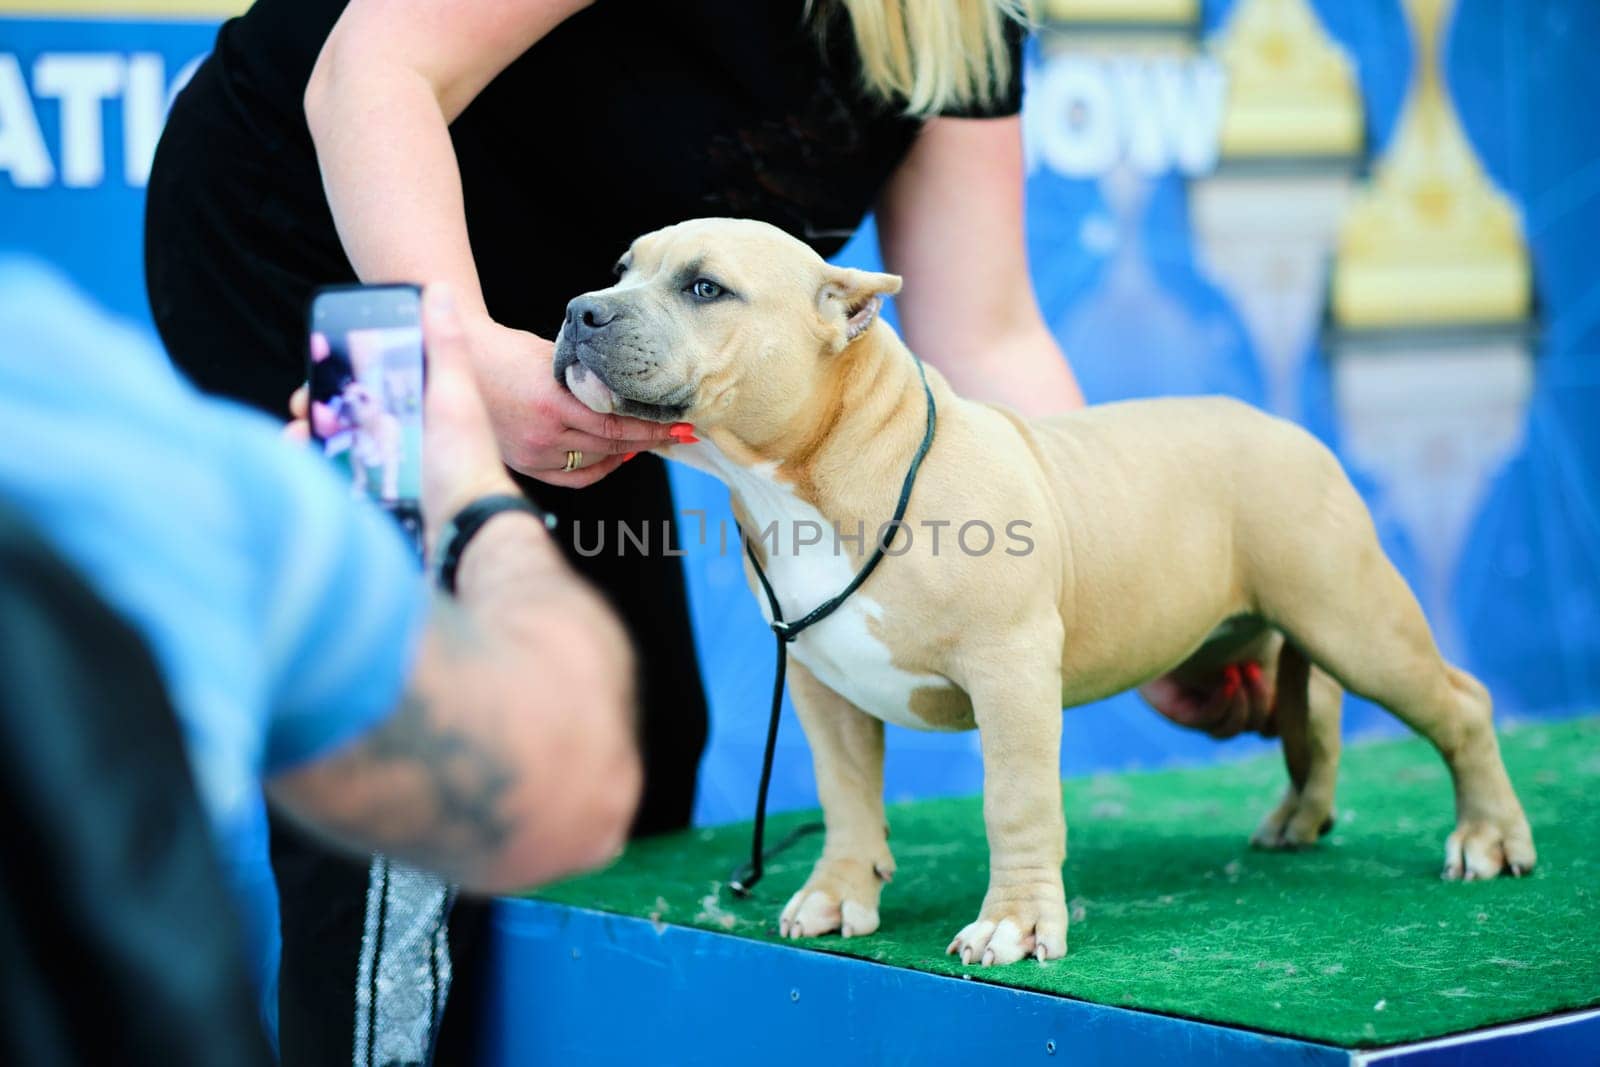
689;317;938;536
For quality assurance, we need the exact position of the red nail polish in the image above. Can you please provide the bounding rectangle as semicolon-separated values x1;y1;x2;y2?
668;422;698;443
1243;661;1263;686
623;451;638;461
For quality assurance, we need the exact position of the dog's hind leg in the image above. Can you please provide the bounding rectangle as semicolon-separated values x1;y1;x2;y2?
1257;526;1534;880
1251;639;1343;849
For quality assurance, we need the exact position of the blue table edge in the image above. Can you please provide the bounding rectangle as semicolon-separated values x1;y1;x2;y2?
484;897;1600;1066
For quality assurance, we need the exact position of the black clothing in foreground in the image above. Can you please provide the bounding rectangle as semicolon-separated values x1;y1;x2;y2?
144;2;1023;1062
0;506;272;1067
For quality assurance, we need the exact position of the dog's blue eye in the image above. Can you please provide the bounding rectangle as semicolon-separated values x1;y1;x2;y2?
690;278;724;301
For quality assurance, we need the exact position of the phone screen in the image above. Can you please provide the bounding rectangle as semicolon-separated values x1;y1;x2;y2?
307;284;424;554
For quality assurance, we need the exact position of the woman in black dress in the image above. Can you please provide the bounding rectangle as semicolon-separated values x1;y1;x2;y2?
146;1;1093;1061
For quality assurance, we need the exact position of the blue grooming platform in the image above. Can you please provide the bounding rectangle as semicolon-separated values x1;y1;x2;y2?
476;899;1600;1066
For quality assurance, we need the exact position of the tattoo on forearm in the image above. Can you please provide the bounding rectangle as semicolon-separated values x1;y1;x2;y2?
357;682;515;873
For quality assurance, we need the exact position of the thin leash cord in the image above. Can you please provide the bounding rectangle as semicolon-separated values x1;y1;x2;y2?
728;354;937;897
726;614;805;895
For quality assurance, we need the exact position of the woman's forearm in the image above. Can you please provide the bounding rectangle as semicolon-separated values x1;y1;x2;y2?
303;0;590;321
878;115;1085;418
923;319;1085;417
306;52;490;317
301;1;674;483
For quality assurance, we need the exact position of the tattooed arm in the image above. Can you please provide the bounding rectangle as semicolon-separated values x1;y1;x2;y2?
268;514;638;892
267;284;641;893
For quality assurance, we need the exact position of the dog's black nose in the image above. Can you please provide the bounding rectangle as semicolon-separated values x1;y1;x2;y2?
566;296;618;336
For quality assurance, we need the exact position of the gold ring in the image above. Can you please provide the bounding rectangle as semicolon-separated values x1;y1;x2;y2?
563;449;583;473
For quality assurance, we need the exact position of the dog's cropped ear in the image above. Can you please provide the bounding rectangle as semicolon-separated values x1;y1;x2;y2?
817;267;903;352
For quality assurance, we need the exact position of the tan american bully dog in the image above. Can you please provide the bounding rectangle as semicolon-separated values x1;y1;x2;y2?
551;218;1536;966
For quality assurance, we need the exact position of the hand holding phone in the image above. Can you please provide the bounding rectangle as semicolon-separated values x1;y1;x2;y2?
307;284;425;553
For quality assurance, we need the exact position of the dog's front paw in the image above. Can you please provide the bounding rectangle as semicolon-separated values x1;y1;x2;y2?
946;885;1068;966
779;854;893;940
1250;786;1333;850
1444;813;1536;881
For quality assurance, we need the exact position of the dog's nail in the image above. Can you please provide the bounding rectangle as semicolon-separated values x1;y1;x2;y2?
981;949;996;967
946;939;961;956
1035;945;1047;963
1510;864;1525;878
874;864;893;883
961;947;973;966
842;924;854;938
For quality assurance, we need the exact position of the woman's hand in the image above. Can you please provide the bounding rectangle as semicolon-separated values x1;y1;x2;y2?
1139;664;1277;739
462;316;675;487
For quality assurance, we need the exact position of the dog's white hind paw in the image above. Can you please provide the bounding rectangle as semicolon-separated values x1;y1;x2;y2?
1443;815;1536;881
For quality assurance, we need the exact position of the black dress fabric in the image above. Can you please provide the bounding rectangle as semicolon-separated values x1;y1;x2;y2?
0;505;273;1067
143;3;1022;1063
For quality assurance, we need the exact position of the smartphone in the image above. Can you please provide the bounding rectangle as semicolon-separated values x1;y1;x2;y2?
307;283;425;555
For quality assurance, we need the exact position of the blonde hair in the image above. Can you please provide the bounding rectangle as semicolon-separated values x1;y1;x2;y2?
811;0;1032;117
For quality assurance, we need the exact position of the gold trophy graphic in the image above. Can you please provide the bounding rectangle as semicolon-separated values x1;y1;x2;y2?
1327;0;1535;659
1041;0;1196;29
1189;0;1364;421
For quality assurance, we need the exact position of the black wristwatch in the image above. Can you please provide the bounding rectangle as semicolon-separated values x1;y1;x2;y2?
434;493;557;596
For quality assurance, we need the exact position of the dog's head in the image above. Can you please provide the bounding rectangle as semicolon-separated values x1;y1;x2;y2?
553;218;901;439
341;381;382;424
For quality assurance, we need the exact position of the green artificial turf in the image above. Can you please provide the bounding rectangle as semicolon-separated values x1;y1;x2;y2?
532;717;1600;1047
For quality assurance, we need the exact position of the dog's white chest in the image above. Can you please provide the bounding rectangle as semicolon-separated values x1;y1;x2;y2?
787;592;938;732
687;446;956;730
771;561;949;732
